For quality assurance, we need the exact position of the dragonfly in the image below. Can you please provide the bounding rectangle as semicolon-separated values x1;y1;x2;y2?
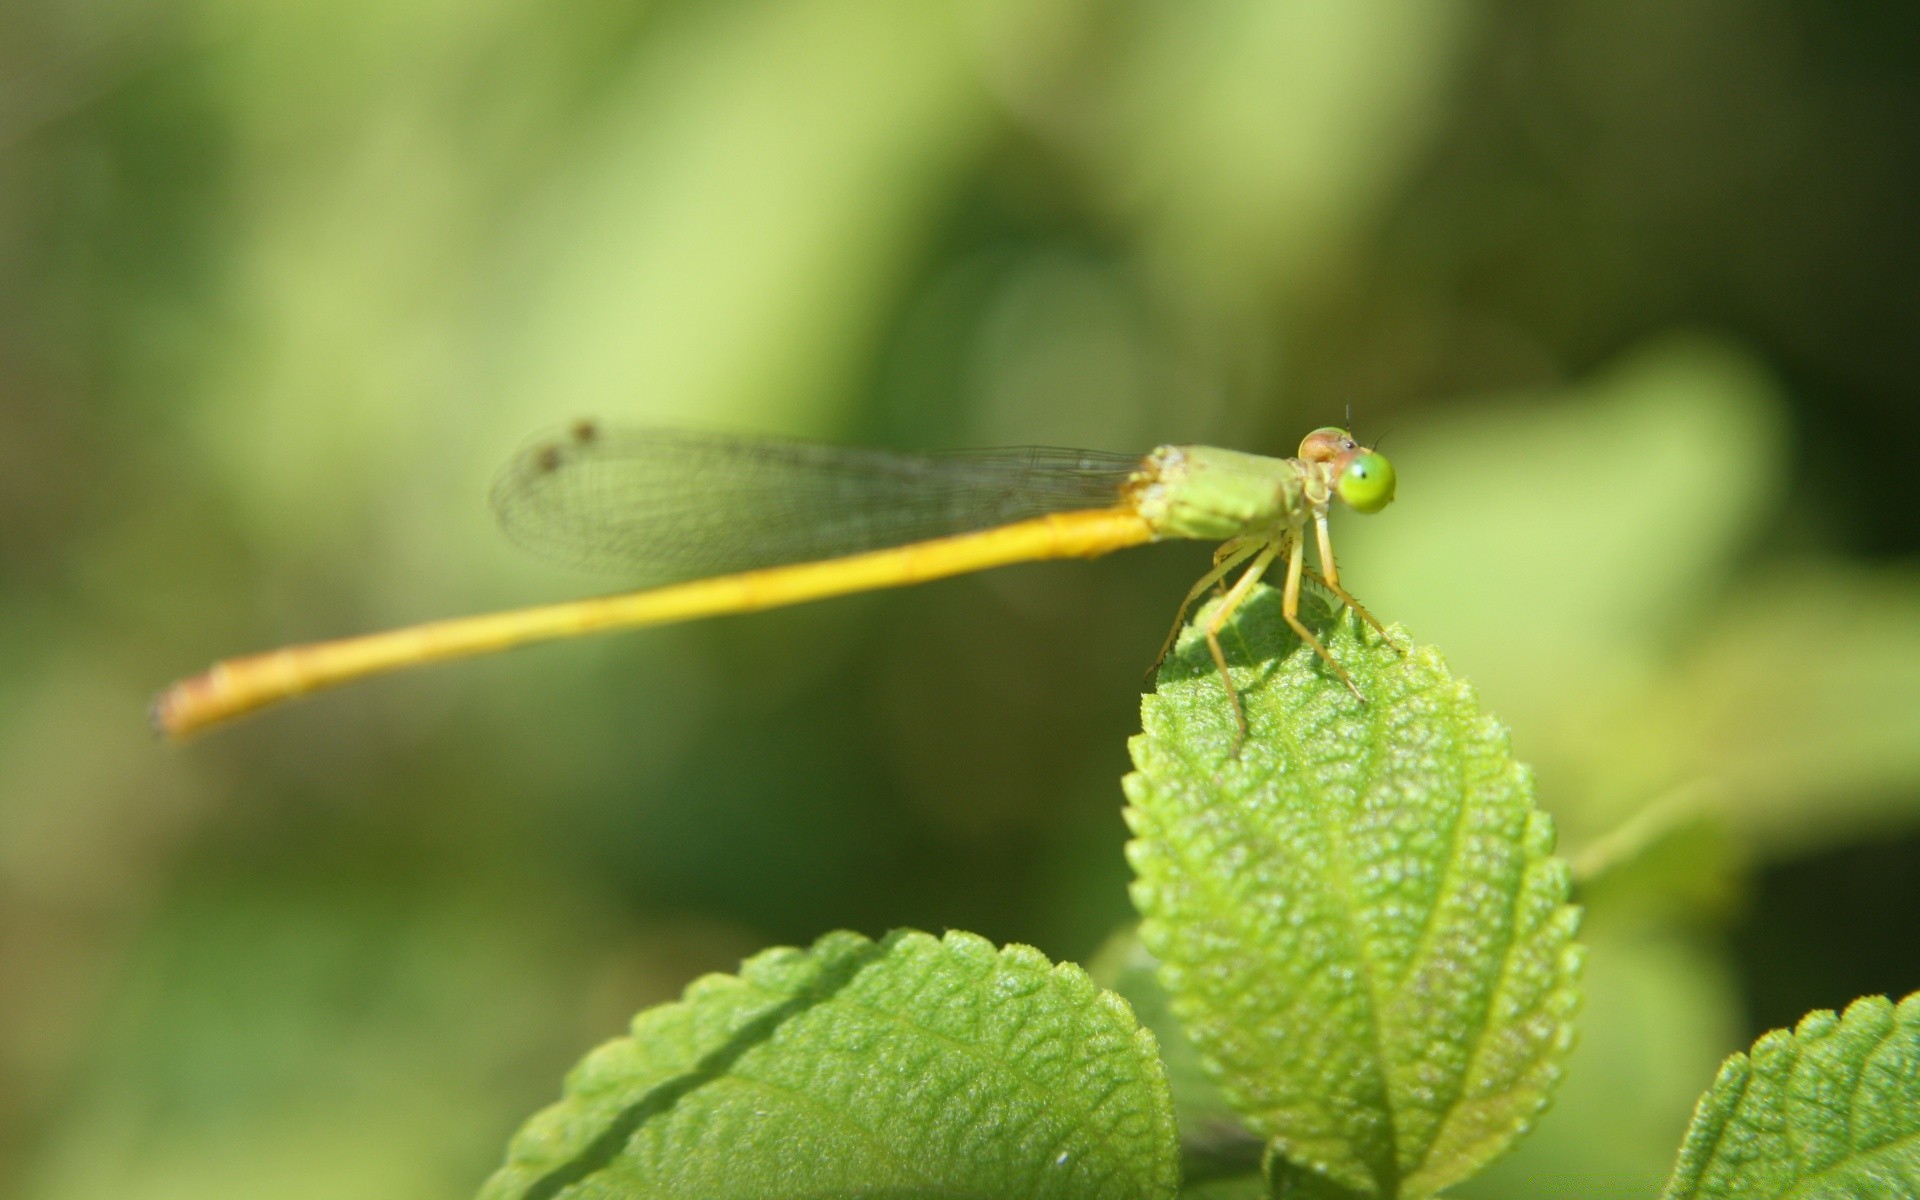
152;423;1398;741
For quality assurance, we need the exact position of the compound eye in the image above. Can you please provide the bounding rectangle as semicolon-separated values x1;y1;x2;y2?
1298;427;1352;463
1337;451;1396;513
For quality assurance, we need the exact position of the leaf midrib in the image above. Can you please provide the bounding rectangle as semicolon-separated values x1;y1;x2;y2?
1318;641;1402;1197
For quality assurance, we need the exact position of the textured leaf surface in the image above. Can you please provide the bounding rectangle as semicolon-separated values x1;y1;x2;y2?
1663;991;1920;1199
478;928;1179;1200
1453;926;1744;1199
1124;589;1582;1198
1092;927;1262;1185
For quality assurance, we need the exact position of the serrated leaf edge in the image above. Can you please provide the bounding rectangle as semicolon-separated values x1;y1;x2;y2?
489;927;1182;1200
1126;612;1583;1199
1662;990;1920;1200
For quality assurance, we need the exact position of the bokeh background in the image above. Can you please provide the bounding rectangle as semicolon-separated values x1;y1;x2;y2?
4;1;1919;1196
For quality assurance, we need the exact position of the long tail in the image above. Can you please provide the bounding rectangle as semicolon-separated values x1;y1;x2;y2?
152;507;1156;739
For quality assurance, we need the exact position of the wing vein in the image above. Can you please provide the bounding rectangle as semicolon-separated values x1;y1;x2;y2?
490;427;1146;577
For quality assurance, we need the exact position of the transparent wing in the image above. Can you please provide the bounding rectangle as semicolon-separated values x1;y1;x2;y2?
489;424;1146;577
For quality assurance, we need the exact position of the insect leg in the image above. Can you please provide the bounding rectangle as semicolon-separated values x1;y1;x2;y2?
1286;531;1365;701
1205;541;1281;745
1147;536;1262;681
1313;512;1402;652
1213;535;1253;567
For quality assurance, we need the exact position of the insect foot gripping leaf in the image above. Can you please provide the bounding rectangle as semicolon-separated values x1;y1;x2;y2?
477;928;1180;1200
1123;586;1584;1199
1662;991;1920;1199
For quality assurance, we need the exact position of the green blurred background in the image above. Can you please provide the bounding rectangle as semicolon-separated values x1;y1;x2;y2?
3;1;1919;1196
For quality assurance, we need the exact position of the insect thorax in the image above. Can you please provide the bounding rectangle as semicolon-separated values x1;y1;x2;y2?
1131;445;1307;542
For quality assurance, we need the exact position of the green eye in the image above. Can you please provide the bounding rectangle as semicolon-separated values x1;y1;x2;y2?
1337;451;1396;513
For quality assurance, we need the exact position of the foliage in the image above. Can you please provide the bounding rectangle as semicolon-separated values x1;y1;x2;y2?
1662;992;1920;1200
472;589;1920;1197
479;929;1179;1200
7;2;1920;1198
482;596;1596;1197
1126;593;1580;1196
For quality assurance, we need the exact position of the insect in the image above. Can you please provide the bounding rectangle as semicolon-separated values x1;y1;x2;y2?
152;423;1397;740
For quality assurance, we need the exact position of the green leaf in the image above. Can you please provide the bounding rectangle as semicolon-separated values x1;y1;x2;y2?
1332;336;1789;846
1124;590;1583;1198
1680;566;1920;855
478;928;1180;1200
1336;336;1787;724
1091;926;1263;1186
496;0;995;440
1454;926;1744;1199
1662;991;1920;1199
1104;0;1471;311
